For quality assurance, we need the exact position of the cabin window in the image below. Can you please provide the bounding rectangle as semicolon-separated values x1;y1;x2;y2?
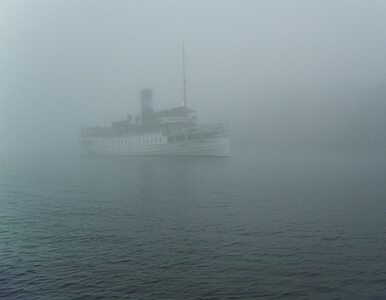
176;135;185;142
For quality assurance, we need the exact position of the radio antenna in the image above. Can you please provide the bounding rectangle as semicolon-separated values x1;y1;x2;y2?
182;42;187;107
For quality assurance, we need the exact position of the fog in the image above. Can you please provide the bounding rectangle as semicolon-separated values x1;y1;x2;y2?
1;0;386;156
2;2;386;298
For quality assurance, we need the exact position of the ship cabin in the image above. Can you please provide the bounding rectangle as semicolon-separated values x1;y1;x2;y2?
82;89;227;143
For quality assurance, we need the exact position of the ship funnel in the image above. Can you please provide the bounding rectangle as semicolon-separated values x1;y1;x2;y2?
140;88;153;122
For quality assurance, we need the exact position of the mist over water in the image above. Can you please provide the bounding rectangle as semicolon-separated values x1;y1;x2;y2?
1;0;386;299
2;0;386;156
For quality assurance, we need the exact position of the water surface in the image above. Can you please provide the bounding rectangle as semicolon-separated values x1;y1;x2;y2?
1;152;385;299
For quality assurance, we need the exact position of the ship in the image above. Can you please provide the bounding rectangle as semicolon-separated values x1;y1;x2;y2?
81;47;230;157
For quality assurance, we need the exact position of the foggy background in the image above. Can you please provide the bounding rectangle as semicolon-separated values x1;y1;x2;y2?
1;0;386;156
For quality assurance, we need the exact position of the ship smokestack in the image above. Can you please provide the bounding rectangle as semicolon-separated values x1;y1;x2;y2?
140;88;153;123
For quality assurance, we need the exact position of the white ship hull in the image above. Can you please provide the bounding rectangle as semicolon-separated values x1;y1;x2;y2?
82;135;230;157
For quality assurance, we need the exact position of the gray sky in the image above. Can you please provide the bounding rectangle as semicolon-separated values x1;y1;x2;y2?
1;0;386;155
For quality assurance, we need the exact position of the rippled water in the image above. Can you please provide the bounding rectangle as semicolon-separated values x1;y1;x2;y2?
1;152;385;299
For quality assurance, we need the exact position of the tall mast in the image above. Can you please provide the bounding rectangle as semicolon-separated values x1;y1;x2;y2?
182;42;187;108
